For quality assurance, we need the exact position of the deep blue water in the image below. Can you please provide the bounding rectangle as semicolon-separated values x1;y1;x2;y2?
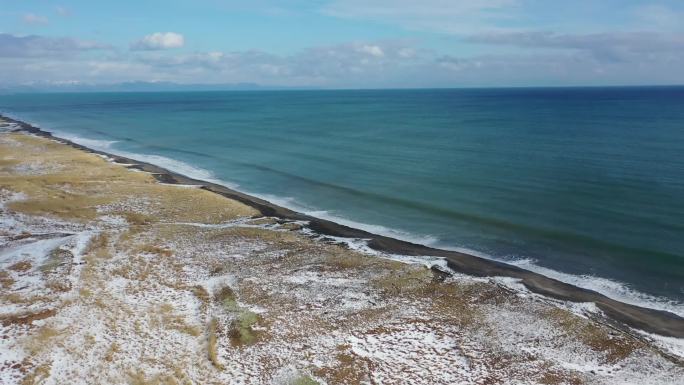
2;87;683;312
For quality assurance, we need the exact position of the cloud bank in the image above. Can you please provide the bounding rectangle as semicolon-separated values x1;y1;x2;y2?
0;34;108;58
22;13;49;25
131;32;185;51
1;1;684;88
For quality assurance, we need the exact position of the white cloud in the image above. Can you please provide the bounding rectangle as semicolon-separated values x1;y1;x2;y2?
358;45;384;57
634;5;684;32
322;0;518;34
0;33;109;58
131;32;185;51
465;31;684;62
23;13;49;25
2;32;684;89
56;6;71;17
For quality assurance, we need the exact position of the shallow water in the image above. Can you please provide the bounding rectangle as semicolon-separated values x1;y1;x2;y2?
2;87;683;309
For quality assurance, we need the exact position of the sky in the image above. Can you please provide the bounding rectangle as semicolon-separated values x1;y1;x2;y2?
0;0;683;88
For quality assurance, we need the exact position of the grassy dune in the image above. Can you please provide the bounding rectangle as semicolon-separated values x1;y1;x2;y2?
0;128;682;384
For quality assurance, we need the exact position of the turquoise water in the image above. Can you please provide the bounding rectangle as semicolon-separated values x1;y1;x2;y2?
2;87;683;311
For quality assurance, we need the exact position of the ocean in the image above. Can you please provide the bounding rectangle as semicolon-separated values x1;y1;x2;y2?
2;87;683;314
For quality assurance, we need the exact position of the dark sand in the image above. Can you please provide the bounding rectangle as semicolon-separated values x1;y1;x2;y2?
4;114;683;339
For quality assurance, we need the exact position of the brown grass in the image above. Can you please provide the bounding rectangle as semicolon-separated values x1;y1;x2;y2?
103;342;120;363
371;265;432;295
12;231;33;240
313;349;371;384
8;195;101;221
20;363;52;385
227;311;261;347
191;285;211;312
212;226;299;243
207;318;223;370
123;212;153;226
8;260;32;272
214;285;238;310
45;279;72;292
323;249;373;270
0;309;57;327
23;326;62;356
0;270;15;288
127;370;187;385
538;371;584;385
544;307;640;363
40;248;73;273
137;244;173;257
84;232;109;257
1;132;255;227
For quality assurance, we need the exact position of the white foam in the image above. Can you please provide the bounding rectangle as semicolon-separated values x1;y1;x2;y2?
506;258;684;318
54;131;118;150
50;130;236;188
253;193;441;247
636;330;684;359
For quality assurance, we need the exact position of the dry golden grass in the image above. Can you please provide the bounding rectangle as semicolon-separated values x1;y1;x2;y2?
0;269;15;288
322;249;374;270
45;279;72;292
371;264;432;296
8;194;103;221
40;248;73;274
0;157;21;169
0;309;57;327
538;371;584;385
543;307;640;363
214;285;238;310
127;370;189;385
12;231;33;240
122;211;153;226
313;349;370;384
154;303;202;337
137;244;173;257
103;342;120;363
0;133;256;225
207;318;223;369
8;260;32;272
212;226;299;243
83;232;110;261
227;310;261;346
20;363;52;385
23;326;62;356
191;285;211;312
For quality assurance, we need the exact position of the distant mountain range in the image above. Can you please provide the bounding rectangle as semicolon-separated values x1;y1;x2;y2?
0;81;316;93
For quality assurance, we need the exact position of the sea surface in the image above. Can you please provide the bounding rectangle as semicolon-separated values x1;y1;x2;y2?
2;87;683;314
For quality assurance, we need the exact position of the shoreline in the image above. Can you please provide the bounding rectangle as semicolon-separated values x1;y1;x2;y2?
2;113;684;339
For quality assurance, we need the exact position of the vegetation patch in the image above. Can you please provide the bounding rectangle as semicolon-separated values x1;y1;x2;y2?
228;310;261;346
207;318;223;369
137;244;173;257
40;248;73;274
291;375;321;385
0;309;57;327
8;260;32;272
543;307;641;363
214;285;239;311
0;270;15;288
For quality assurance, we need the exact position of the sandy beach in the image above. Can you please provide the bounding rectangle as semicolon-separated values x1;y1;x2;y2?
1;117;683;384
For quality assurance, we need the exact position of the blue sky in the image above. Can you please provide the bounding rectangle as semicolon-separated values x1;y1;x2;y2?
1;0;683;88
